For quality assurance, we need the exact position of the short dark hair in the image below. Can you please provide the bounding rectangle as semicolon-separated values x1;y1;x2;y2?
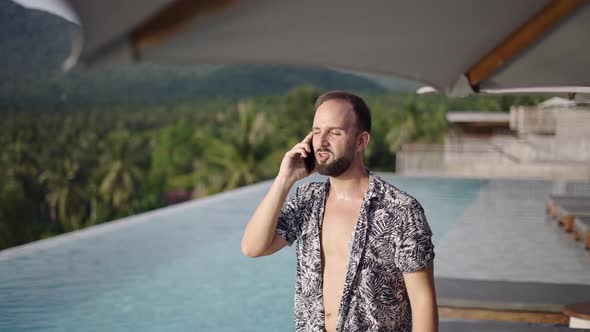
314;91;371;134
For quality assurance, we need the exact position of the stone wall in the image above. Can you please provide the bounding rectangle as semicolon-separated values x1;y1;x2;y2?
397;107;590;180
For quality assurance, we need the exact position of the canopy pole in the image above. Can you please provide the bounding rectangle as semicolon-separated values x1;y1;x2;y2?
130;0;238;59
466;0;584;90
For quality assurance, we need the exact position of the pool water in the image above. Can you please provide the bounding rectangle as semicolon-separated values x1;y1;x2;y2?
0;173;484;332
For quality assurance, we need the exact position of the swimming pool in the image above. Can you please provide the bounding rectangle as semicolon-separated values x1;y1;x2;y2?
0;173;484;331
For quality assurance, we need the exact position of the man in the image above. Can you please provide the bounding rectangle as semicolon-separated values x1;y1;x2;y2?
241;91;438;332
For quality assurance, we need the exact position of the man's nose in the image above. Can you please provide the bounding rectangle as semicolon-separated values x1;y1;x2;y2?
319;132;329;146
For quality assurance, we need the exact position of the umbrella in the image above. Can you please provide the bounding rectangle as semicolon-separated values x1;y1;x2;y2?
12;0;590;96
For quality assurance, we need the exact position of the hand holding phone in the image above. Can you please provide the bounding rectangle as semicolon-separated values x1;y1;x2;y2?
277;131;315;183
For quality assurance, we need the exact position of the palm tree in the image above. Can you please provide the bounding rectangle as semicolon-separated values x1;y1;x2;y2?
198;100;275;191
97;129;146;213
3;141;41;200
39;158;87;232
99;160;142;210
0;182;35;250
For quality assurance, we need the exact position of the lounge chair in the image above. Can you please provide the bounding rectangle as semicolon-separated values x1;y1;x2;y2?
573;217;590;250
546;195;590;220
565;181;590;196
553;201;590;232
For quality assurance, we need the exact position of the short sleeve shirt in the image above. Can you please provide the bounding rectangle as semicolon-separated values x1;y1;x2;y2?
276;170;435;332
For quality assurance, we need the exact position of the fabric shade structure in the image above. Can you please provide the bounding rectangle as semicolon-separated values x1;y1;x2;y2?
13;0;590;97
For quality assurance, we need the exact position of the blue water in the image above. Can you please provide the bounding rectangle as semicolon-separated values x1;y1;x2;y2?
0;174;484;332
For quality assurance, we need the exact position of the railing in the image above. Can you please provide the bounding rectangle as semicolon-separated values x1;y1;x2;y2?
396;143;518;174
510;106;556;135
396;142;590;180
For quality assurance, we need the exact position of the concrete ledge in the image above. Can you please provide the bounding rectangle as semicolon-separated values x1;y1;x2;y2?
0;180;273;261
440;319;575;331
439;307;568;325
439;298;562;313
437;278;590;311
437;278;590;324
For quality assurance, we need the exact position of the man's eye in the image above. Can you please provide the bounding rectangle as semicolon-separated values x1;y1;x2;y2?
331;130;342;135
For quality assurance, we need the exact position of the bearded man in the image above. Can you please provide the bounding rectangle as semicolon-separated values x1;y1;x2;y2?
242;91;438;332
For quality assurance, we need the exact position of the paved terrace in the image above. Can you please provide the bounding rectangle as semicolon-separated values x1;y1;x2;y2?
434;178;590;285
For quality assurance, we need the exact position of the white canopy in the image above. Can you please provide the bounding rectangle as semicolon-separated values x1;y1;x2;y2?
13;0;590;96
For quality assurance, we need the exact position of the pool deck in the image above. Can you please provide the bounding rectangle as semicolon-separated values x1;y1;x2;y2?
430;177;590;326
440;319;576;331
434;178;590;285
437;278;590;313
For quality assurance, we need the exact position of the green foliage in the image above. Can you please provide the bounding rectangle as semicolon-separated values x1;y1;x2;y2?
39;158;87;231
279;86;322;140
97;129;147;212
197;100;276;192
150;120;206;195
0;85;547;250
0;182;36;249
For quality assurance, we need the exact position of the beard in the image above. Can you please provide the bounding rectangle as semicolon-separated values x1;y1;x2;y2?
316;146;354;177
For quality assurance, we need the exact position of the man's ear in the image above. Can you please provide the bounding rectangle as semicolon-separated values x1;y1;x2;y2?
357;132;370;151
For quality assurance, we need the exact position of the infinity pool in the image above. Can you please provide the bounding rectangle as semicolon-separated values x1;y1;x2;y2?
0;173;484;332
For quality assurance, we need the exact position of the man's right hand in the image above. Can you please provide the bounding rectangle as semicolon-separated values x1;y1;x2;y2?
277;131;314;184
242;132;314;258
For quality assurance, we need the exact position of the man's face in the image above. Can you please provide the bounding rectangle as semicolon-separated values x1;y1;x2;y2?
312;99;359;177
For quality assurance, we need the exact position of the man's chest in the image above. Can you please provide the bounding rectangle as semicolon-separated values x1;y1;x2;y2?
320;199;362;259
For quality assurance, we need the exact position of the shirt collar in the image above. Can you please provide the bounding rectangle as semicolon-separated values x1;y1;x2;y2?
322;167;382;201
366;168;382;201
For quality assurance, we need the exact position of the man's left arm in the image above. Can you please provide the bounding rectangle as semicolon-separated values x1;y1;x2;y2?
403;264;438;332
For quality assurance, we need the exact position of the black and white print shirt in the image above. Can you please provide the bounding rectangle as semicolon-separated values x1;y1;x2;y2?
276;170;435;332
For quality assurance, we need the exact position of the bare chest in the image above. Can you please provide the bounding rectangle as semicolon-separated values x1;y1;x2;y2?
320;199;362;259
320;198;363;331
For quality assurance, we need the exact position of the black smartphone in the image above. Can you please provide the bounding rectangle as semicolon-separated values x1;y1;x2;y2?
304;141;316;174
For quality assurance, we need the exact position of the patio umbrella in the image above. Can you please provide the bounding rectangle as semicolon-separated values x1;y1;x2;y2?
13;0;590;96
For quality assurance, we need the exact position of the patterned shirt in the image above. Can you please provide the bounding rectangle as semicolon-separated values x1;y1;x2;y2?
276;170;435;332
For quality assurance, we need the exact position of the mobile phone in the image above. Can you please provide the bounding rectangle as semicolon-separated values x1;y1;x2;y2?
304;141;316;174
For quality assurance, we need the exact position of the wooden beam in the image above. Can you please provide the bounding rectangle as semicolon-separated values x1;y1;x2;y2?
564;302;590;321
467;0;584;88
130;0;239;58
